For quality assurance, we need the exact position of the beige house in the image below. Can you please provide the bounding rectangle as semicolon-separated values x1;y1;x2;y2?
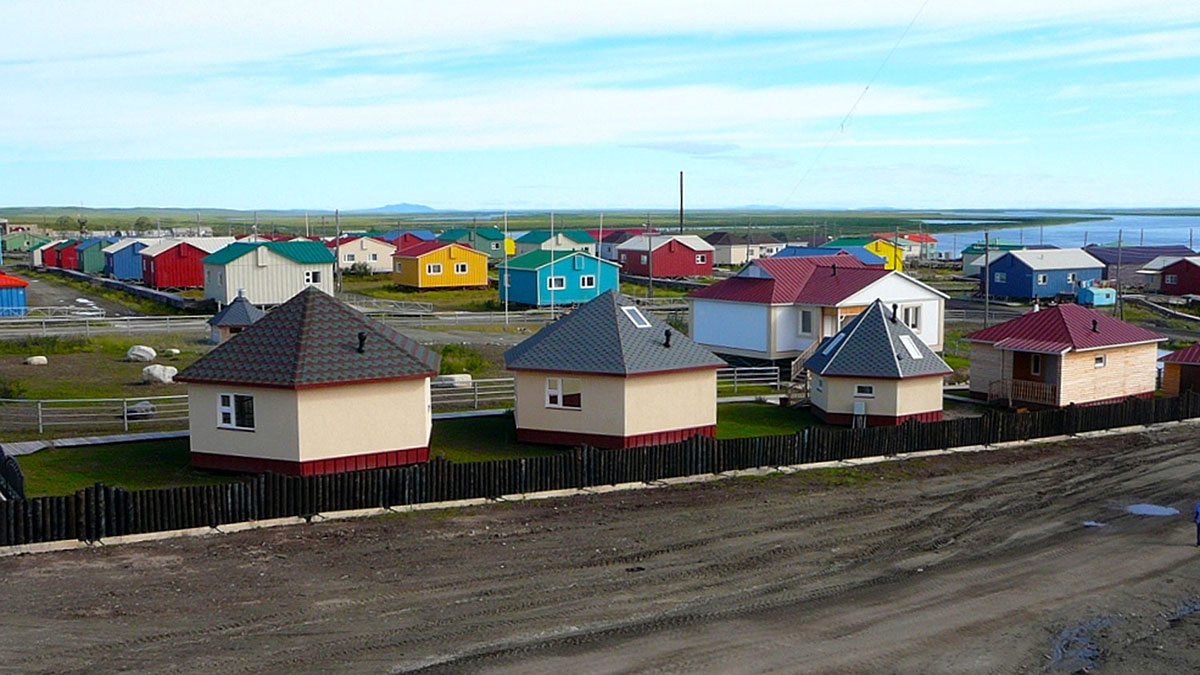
202;240;336;306
177;287;440;475
805;299;952;426
327;235;396;274
504;290;726;448
965;303;1164;408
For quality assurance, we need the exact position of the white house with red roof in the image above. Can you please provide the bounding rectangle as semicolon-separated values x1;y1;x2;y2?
965;303;1165;408
686;254;948;367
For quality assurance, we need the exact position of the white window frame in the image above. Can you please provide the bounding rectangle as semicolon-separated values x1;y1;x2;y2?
1066;272;1077;284
799;309;813;335
813;376;823;393
902;305;921;332
547;275;566;290
394;260;402;273
579;274;596;289
343;253;355;262
994;272;1007;283
854;384;875;398
1094;354;1106;369
640;254;648;264
695;253;707;264
544;377;582;410
454;262;469;275
490;241;501;250
620;254;627;263
217;393;256;431
1166;274;1178;285
369;253;378;262
1036;273;1048;285
427;263;443;275
304;270;322;285
1031;353;1043;376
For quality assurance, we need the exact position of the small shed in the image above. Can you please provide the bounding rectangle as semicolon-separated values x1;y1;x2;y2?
0;272;29;316
29;239;66;267
391;241;489;289
75;237;120;274
1078;285;1116;307
1;231;51;253
1160;344;1200;397
103;238;161;280
177;287;440;475
803;299;951;426
499;250;619;307
54;240;83;270
206;289;266;344
504;290;726;448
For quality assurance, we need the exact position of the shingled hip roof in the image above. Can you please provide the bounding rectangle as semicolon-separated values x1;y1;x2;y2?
803;299;951;379
504;290;725;376
178;287;439;388
207;292;266;327
964;303;1164;353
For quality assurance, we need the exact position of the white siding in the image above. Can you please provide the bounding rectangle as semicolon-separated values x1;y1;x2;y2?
206;247;335;306
773;304;820;354
690;299;770;354
839;274;944;349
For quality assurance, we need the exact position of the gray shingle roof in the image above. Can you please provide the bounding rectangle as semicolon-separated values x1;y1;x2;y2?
803;299;951;379
504;290;726;375
207;293;266;328
179;287;439;388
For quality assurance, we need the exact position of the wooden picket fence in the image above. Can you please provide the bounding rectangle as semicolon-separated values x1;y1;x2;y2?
3;393;1198;548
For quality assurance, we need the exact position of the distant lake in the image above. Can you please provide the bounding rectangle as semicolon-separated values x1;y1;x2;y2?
930;213;1200;254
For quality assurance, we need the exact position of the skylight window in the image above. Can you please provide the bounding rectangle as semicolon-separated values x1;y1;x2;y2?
621;306;651;328
821;333;845;356
898;335;923;360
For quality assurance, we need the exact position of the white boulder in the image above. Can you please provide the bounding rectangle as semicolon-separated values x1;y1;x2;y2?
164;348;181;356
127;400;157;418
142;364;178;384
24;355;48;366
126;345;157;362
432;373;473;388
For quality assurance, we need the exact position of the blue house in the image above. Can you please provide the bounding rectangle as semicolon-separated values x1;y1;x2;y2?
984;248;1104;299
772;245;887;266
0;272;29;316
499;251;620;307
103;238;160;280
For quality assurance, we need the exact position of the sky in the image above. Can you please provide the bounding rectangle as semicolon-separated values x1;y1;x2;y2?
1;1;1198;211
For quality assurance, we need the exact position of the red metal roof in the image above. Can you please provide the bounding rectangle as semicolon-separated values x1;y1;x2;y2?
393;240;461;258
688;255;872;304
793;267;892;305
1160;344;1200;365
965;303;1164;352
0;273;29;288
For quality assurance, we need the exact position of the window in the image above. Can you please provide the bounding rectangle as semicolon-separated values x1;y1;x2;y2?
620;254;627;263
545;377;582;410
799;309;813;335
343;253;355;262
427;263;443;275
902;305;921;331
454;262;469;274
580;274;596;289
1066;273;1077;283
1031;353;1042;376
304;270;322;284
491;241;501;250
821;333;844;356
370;253;378;262
696;254;707;264
814;376;823;393
1036;273;1048;285
898;335;923;360
640;254;647;264
854;384;875;398
621;305;652;328
218;393;255;430
1166;274;1178;285
547;276;566;290
994;272;1007;283
1094;354;1106;368
394;261;402;273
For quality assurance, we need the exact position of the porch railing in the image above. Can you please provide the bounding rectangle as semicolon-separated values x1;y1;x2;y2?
987;379;1058;406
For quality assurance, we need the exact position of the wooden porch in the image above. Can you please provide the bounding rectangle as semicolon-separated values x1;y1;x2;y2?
988;379;1058;407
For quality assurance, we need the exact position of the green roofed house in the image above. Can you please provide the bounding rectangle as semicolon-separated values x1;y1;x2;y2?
1;231;51;254
437;227;514;260
514;230;596;257
202;240;335;306
822;237;903;271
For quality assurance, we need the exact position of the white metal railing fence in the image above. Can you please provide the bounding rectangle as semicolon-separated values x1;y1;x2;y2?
429;378;516;409
22;306;107;318
0;315;211;339
716;367;781;393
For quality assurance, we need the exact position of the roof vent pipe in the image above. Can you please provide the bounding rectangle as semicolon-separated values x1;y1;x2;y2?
357;331;368;353
1091;319;1099;333
891;303;898;322
664;328;672;348
831;263;837;276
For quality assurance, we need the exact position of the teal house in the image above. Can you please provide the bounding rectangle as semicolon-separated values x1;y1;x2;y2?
499;251;619;307
437;227;513;260
75;237;120;274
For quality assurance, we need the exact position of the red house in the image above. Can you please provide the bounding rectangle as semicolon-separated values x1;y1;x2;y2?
1159;257;1200;296
615;235;715;278
55;240;82;270
140;237;236;289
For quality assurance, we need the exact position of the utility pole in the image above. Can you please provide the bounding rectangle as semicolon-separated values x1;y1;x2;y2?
983;226;991;328
253;211;258;238
502;211;509;325
1116;229;1124;320
335;209;342;293
678;171;684;234
549;212;556;318
305;211;310;238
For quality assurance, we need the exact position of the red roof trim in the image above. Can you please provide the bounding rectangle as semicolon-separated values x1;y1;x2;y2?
507;364;724;378
175;372;435;389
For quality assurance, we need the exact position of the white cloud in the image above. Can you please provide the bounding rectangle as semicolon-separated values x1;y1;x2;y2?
1054;75;1200;99
957;27;1200;65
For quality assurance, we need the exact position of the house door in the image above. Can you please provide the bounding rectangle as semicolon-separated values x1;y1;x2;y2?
823;314;835;337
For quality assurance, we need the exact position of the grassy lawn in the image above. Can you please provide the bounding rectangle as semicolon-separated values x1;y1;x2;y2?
430;414;561;463
618;282;692;298
717;402;814;439
16;438;238;497
0;334;206;401
342;276;500;311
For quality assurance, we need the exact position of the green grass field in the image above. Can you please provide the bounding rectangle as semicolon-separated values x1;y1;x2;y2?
716;402;814;438
17;438;237;497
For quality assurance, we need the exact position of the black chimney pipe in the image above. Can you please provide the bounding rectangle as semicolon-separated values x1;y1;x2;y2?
831;263;837;276
891;303;898;322
357;331;368;353
1091;319;1098;333
664;328;672;348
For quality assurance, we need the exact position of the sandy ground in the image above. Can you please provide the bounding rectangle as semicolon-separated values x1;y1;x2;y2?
3;427;1200;673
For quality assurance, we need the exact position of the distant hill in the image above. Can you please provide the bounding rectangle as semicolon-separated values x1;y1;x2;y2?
354;203;435;214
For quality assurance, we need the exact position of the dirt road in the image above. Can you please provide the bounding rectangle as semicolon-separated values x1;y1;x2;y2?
3;427;1200;673
15;271;137;317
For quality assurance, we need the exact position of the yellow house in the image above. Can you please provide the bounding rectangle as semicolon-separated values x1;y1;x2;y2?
392;241;489;289
822;237;904;271
965;303;1164;408
804;299;951;426
177;287;440;475
504;290;726;448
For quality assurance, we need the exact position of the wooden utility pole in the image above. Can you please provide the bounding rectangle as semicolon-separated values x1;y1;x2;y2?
335;209;342;293
983;226;991;328
1116;229;1124;320
678;171;684;234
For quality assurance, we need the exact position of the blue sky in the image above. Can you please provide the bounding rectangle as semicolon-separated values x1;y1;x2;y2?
1;1;1198;210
